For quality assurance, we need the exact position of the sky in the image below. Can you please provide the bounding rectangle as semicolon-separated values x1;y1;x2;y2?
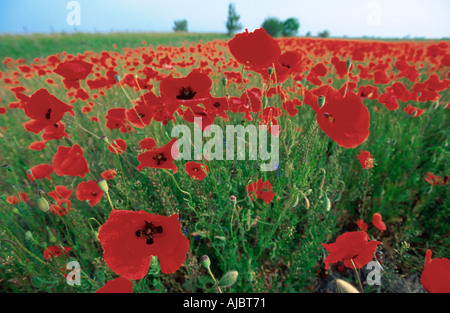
0;0;449;38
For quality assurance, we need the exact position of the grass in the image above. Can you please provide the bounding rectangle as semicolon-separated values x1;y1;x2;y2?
0;32;448;293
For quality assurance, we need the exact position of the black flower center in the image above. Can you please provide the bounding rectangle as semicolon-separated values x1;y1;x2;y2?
213;102;221;108
176;86;197;100
46;108;52;120
135;221;163;245
138;113;145;118
152;153;167;165
281;63;291;69
324;112;335;123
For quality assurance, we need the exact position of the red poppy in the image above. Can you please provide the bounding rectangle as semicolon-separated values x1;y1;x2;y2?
159;70;212;106
321;231;381;270
95;277;133;293
29;141;47;151
404;104;425;117
357;151;374;169
425;172;448;186
372;213;386;232
107;139;127;154
139;138;157;150
228;28;281;72
48;185;73;201
125;102;154;129
356;219;368;231
53;59;93;81
137;138;178;173
185;162;209;181
101;169;117;180
52;144;90;178
43;246;72;260
258;50;307;83
420;249;450;293
97;209;189;279
105;108;132;133
6;196;19;205
26;163;53;182
76;180;104;206
23;88;74;124
306;86;370;149
247;178;276;204
50;199;73;216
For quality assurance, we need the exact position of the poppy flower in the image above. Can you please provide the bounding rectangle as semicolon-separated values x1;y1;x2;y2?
125;102;154;129
48;185;73;201
357;151;374;169
50;199;73;216
101;169;117;180
372;213;386;232
23;88;74;124
425;172;448;186
76;180;104;206
43;246;72;260
185;162;209;181
258;50;307;83
26;163;53;182
6;195;19;205
228;28;281;72
306;87;370;149
107;139;127;154
139;138;157;150
247;178;276;204
105;108;132;133
29;141;47;151
95;277;133;293
97;209;189;279
356;219;368;231
52;144;90;178
137;138;178;173
53;59;93;81
420;249;450;293
159;70;212;106
404;104;425;117
321;231;381;270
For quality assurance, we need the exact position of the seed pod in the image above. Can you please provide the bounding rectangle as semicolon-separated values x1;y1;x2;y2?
346;59;352;70
114;74;121;83
219;270;238;288
292;194;300;208
37;197;50;212
199;255;211;269
318;95;326;108
97;178;109;194
324;196;331;211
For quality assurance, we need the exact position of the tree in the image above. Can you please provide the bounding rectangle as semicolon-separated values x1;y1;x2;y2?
318;30;330;38
261;17;283;37
226;3;243;35
282;17;300;37
173;19;188;32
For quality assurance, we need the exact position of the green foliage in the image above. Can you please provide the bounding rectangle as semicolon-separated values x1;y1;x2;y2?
173;19;188;32
282;17;300;37
226;3;243;35
318;30;330;38
261;17;284;37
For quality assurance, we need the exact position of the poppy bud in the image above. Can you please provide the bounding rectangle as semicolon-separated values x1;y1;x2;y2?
114;74;121;83
37;197;50;212
292;194;300;208
2;164;13;172
268;67;274;76
97;178;109;194
335;279;359;293
221;77;227;86
318;95;325;108
46;227;57;243
324;196;331;211
199;255;211;269
101;135;110;144
346;59;352;70
229;195;237;203
25;231;33;240
219;270;238;288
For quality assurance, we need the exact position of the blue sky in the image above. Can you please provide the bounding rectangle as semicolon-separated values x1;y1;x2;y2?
0;0;449;38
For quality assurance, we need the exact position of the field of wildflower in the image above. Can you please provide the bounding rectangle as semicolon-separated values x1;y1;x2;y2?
0;30;448;295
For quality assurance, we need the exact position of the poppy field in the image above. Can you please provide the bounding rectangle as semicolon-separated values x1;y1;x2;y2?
0;30;449;294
